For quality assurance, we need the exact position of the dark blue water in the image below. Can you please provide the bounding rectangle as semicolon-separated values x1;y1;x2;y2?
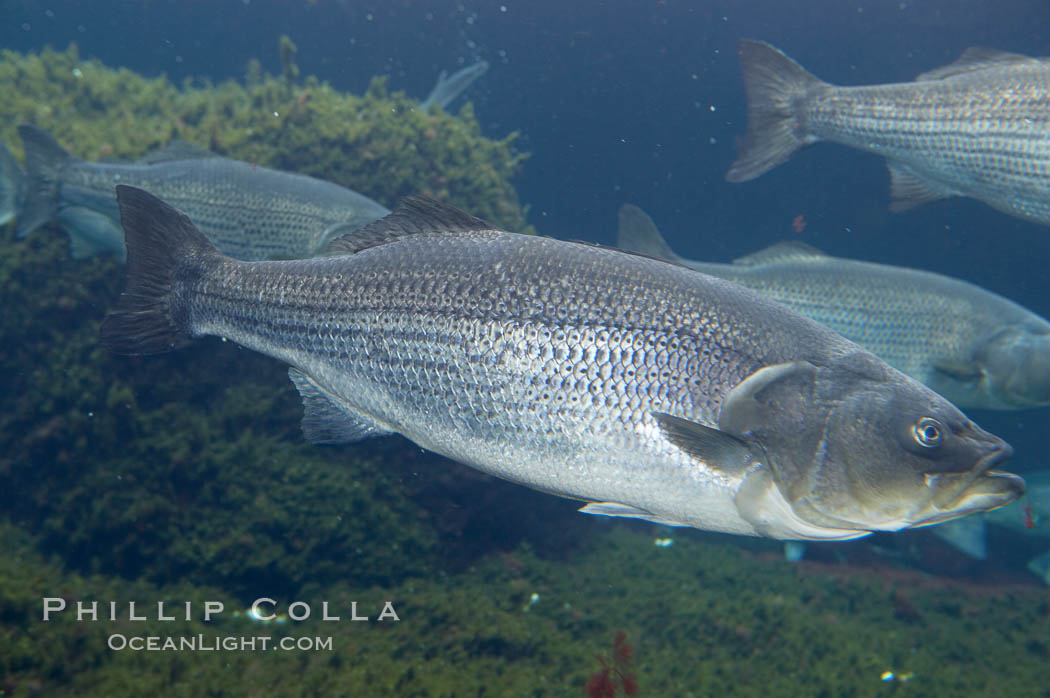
5;0;1049;542
3;2;1050;692
14;0;1044;454
5;1;1048;256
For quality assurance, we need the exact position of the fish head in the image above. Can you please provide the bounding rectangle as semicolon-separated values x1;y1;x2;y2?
722;352;1024;540
976;324;1050;409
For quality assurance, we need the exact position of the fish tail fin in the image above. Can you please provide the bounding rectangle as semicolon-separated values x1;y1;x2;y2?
101;185;220;355
725;40;826;183
616;204;680;262
0;143;25;226
16;124;78;238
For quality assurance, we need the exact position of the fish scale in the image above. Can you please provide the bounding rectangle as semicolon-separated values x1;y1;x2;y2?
616;203;1050;410
16;124;390;260
190;234;776;445
727;41;1050;225
102;188;1024;539
64;158;389;259
164;229;834;535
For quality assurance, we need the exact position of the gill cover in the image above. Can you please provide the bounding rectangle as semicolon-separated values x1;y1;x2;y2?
723;352;1022;537
715;360;871;539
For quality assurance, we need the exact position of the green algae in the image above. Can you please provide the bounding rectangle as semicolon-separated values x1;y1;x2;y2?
278;35;300;85
0;39;533;621
1;42;1048;698
0;44;530;231
0;225;437;600
3;521;1048;696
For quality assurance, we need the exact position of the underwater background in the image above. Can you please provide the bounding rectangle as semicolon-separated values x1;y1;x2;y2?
1;1;1049;695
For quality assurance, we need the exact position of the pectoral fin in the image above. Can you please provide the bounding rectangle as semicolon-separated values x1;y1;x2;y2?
288;368;393;444
578;501;691;527
932;359;983;382
652;412;760;475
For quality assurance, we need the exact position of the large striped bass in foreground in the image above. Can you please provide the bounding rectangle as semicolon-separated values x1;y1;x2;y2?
727;40;1050;225
617;204;1050;411
102;186;1023;541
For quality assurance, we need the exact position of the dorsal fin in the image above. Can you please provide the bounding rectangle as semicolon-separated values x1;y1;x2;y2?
616;204;679;262
732;241;828;266
916;47;1043;81
324;195;495;255
137;140;219;163
566;238;691;269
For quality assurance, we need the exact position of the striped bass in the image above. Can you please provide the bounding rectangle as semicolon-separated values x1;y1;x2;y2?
100;186;1023;541
16;125;390;261
617;204;1050;411
726;40;1050;225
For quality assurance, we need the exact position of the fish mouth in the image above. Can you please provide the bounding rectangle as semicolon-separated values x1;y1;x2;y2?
917;444;1025;526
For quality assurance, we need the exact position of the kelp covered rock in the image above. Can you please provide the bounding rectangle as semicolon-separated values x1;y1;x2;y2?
0;44;539;597
0;44;530;231
0;227;438;597
3;521;1049;696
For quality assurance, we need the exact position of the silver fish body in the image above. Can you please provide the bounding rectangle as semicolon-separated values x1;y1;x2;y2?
617;204;1050;411
102;188;1023;541
727;40;1050;225
16;124;390;260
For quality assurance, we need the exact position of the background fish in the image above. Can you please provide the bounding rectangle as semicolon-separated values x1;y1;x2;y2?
0;142;24;226
931;470;1050;584
102;186;1022;541
726;40;1050;226
16;124;390;261
419;60;490;110
618;204;1050;411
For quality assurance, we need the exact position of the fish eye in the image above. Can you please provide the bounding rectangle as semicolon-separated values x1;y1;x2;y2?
912;417;944;448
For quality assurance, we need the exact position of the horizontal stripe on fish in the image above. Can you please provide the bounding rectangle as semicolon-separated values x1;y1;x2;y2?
727;40;1050;226
617;203;1050;410
100;188;1023;541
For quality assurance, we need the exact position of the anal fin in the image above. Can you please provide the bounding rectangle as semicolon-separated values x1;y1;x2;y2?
288;368;393;444
888;163;955;212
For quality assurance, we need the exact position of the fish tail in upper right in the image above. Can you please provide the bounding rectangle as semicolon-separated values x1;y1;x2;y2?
101;185;222;356
725;40;826;183
0;142;25;227
16;124;78;238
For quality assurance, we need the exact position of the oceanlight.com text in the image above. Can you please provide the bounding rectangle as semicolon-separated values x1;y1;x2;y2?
107;634;334;652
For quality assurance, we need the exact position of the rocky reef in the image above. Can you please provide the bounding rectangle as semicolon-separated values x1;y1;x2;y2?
0;43;530;231
0;41;550;598
3;519;1049;696
1;45;1048;698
